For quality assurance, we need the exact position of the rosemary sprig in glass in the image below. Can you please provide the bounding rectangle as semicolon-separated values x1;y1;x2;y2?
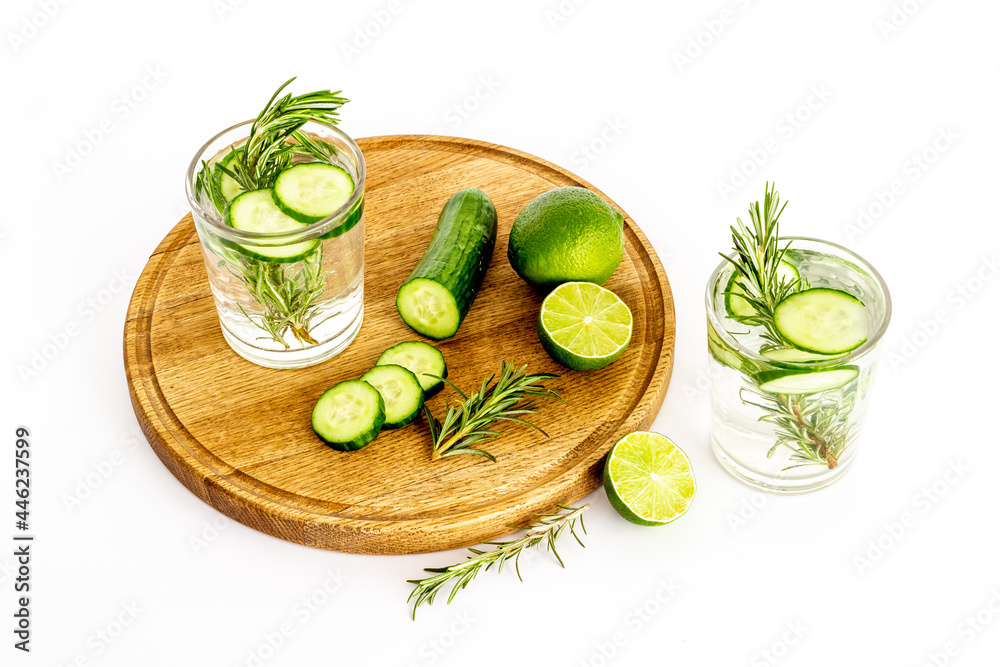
423;362;563;461
720;181;804;348
195;78;348;348
407;504;589;619
742;384;859;469
225;248;327;346
222;78;348;191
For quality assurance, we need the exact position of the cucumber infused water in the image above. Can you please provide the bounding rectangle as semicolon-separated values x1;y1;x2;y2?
186;81;366;369
706;188;891;494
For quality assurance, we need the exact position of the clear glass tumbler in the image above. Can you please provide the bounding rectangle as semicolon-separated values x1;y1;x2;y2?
705;238;891;494
185;120;365;369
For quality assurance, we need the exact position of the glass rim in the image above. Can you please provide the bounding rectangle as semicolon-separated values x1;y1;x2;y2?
705;236;892;367
184;119;366;243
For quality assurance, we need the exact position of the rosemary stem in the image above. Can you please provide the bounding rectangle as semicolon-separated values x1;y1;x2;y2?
294;326;319;346
435;429;469;459
790;399;838;468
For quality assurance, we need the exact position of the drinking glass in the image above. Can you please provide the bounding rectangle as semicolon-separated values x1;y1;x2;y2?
705;238;891;494
185;120;365;369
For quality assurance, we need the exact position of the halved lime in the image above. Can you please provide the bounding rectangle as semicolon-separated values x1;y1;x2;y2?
603;432;696;526
537;282;632;371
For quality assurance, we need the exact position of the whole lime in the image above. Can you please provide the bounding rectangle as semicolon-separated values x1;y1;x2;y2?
507;187;624;290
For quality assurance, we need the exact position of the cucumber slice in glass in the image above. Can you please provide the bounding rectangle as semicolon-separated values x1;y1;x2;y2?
725;259;799;323
756;367;859;395
761;348;846;364
217;149;245;204
273;162;355;224
207;148;246;214
224;189;318;263
708;326;754;373
360;365;424;429
311;380;385;450
376;341;447;396
774;288;868;354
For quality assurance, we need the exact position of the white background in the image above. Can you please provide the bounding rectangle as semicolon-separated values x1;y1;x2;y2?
3;0;999;665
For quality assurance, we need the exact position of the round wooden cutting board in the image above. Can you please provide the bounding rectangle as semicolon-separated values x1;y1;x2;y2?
124;135;674;555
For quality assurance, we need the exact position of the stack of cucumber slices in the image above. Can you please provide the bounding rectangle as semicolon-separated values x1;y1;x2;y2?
311;341;446;450
211;151;359;263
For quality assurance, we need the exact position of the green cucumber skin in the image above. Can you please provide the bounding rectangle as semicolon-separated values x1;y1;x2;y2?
209;147;244;214
270;190;364;239
319;196;363;240
316;406;384;451
754;366;859;395
397;188;498;339
419;377;445;398
381;410;419;430
272;163;356;224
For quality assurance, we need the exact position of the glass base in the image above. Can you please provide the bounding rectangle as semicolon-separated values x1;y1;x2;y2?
712;434;858;495
220;307;363;370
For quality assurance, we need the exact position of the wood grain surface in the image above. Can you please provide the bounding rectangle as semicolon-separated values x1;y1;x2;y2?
123;135;675;555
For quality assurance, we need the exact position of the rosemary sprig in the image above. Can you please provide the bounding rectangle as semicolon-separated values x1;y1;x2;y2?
720;182;803;347
194;165;225;214
225;247;327;347
742;383;859;469
423;362;563;462
224;78;348;192
407;504;589;619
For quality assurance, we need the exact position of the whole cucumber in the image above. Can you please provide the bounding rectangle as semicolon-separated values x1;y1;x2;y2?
396;188;498;339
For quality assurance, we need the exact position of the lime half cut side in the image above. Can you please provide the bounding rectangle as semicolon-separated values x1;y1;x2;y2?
538;281;632;371
603;432;696;526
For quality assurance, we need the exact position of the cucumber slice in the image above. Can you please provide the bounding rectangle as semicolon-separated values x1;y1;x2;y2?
761;348;846;363
396;188;498;339
757;367;859;395
311;380;385;450
207;148;246;214
360;365;424;429
708;326;752;373
774;288;868;354
777;258;800;283
273;162;355;224
217;149;245;204
375;341;447;397
224;189;319;263
725;260;799;323
396;279;461;340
